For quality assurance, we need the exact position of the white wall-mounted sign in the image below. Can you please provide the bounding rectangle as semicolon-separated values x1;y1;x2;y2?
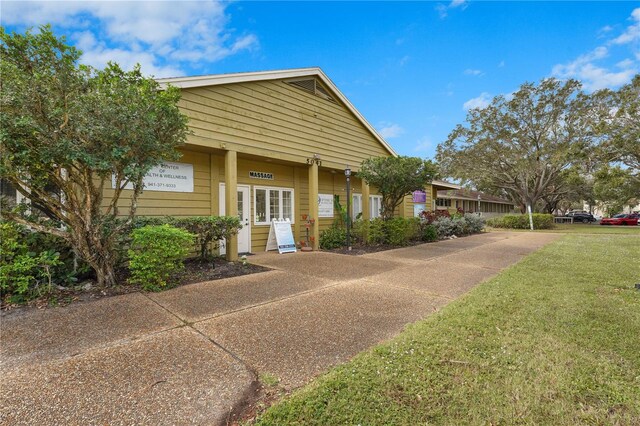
112;162;194;193
318;194;334;218
249;171;274;180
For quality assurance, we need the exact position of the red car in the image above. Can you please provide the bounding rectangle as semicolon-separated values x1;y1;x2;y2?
600;213;640;226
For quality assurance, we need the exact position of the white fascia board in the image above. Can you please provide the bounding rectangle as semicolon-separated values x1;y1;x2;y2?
431;180;461;190
157;67;398;157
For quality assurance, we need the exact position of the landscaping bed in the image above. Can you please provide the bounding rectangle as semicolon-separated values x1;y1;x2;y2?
1;257;269;312
326;240;425;256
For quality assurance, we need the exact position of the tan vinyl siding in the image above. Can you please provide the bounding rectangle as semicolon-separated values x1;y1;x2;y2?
177;80;390;169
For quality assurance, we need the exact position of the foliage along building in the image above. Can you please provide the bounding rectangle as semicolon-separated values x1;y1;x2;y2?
435;188;517;217
1;67;454;259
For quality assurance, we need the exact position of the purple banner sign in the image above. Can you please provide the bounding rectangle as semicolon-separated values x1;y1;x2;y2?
412;190;426;203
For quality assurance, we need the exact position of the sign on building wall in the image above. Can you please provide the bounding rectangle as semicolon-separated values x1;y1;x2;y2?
318;194;334;218
112;162;194;192
249;171;274;180
413;204;426;217
412;190;427;203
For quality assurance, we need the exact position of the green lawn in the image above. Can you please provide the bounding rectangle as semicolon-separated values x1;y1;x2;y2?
256;234;640;425
489;224;640;235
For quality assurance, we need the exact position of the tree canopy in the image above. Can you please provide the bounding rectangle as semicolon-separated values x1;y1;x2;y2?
0;26;189;285
358;156;438;220
593;75;640;182
436;78;597;212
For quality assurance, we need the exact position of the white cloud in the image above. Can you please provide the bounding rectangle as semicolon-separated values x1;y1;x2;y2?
377;122;405;139
399;55;410;66
612;7;640;45
551;8;640;92
498;60;505;68
435;0;468;19
464;68;484;76
413;136;433;152
3;1;259;77
463;92;492;111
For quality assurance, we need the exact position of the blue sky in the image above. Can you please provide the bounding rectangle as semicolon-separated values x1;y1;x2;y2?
2;1;639;158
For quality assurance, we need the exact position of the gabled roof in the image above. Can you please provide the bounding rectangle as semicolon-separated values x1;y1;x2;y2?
431;180;460;190
157;67;398;157
437;188;515;205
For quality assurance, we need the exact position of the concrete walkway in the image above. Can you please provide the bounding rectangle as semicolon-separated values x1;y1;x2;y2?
0;231;558;425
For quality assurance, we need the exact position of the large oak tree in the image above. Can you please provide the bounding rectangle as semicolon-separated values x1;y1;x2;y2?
436;78;594;212
0;26;189;286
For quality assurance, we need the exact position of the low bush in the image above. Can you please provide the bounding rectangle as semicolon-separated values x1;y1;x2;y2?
172;216;242;260
385;217;421;246
117;215;242;263
367;218;387;245
487;214;554;229
432;214;486;239
319;226;347;250
432;217;461;238
419;209;451;224
0;222;62;301
127;224;194;291
421;224;438;242
463;213;486;234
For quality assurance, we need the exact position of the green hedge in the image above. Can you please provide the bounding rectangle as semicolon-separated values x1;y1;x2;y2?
127;224;194;291
486;214;554;229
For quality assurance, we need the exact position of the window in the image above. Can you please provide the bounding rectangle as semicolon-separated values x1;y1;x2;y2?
436;198;452;207
254;186;294;225
370;195;382;219
352;194;362;220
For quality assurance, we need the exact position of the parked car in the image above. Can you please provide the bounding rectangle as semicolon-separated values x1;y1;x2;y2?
566;212;597;223
600;213;640;226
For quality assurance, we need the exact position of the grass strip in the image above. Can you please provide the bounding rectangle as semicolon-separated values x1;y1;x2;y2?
257;234;640;425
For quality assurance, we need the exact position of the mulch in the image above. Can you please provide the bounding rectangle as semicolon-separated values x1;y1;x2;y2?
1;257;270;313
327;240;428;256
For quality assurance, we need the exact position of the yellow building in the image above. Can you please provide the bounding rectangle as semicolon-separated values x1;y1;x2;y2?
98;67;452;259
0;67;460;258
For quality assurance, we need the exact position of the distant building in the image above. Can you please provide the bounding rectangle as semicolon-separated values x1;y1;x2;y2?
436;188;517;218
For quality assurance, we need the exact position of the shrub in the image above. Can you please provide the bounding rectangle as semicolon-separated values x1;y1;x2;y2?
384;217;420;246
421;224;438;242
432;214;485;239
367;218;386;245
433;217;458;238
319;226;346;250
351;219;368;245
22;230;91;285
172;216;242;260
487;214;554;229
419;209;451;224
127;225;194;291
0;222;62;301
463;213;486;234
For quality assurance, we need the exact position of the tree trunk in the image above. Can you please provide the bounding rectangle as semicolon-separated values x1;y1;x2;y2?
70;228;119;287
94;261;118;287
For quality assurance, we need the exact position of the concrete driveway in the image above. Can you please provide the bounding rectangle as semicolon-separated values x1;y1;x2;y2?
0;231;558;425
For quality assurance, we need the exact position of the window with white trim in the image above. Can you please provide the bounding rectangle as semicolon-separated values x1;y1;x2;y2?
370;195;382;219
436;198;452;207
352;194;362;220
254;186;294;225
